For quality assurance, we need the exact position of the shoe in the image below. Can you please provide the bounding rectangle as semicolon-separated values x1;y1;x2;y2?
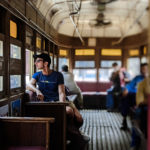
120;126;128;130
120;117;128;130
80;132;90;143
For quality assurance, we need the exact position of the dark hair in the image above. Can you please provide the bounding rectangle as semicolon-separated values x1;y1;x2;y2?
62;65;68;72
140;63;148;68
33;53;51;67
112;62;118;67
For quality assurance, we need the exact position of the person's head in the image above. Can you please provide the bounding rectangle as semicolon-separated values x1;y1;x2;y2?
33;53;51;69
140;63;148;77
62;65;68;72
112;62;119;71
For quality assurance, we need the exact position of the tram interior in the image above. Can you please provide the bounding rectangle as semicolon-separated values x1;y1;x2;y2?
0;0;149;150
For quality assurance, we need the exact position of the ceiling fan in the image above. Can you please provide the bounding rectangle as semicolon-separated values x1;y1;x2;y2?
95;0;117;4
89;12;111;27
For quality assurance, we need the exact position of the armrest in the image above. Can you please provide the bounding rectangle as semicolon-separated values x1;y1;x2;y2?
0;117;55;123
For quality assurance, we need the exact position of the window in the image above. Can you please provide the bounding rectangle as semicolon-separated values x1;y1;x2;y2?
10;44;21;59
127;58;140;78
143;46;147;55
36;36;41;49
75;49;95;56
73;69;96;82
59;49;68;56
129;49;139;56
54;55;57;70
75;61;95;68
10;20;17;38
0;40;3;57
26;49;34;84
99;60;121;82
101;60;121;68
58;58;69;71
10;75;21;89
0;76;3;91
101;49;122;56
99;69;113;82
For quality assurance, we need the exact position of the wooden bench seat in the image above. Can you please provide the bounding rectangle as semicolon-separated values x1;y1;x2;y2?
0;117;55;150
23;101;68;150
82;92;107;109
6;146;45;150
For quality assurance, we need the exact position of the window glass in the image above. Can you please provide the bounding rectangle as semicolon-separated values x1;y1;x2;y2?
127;58;140;78
75;49;95;56
10;75;21;89
10;20;17;38
75;61;95;68
101;49;122;56
0;40;3;57
73;69;96;81
10;44;21;59
36;37;41;49
101;60;121;68
129;49;139;56
99;68;113;82
26;49;34;84
59;58;69;71
143;46;147;55
50;54;53;69
0;76;3;91
59;49;67;56
54;56;57;70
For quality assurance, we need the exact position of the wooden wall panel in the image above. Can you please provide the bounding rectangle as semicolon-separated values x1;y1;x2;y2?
26;3;36;23
9;60;22;74
37;14;45;29
7;0;25;15
45;22;50;35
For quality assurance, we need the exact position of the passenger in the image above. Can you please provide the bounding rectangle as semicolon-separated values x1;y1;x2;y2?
61;65;83;109
106;62;125;112
27;53;89;150
135;77;149;137
120;63;148;130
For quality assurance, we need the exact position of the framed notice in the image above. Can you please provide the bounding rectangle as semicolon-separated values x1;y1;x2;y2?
10;44;21;59
10;75;21;89
11;99;21;116
0;76;3;91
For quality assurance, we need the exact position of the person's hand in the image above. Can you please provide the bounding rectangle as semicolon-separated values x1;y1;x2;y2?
122;88;128;97
36;90;44;101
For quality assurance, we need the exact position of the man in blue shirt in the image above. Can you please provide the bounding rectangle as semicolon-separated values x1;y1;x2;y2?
27;53;90;150
120;63;148;130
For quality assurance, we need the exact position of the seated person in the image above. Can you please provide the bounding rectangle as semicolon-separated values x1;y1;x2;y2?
61;65;83;109
120;63;148;130
27;53;89;150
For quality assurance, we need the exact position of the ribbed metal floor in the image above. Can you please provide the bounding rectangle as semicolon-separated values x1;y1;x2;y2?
80;110;131;150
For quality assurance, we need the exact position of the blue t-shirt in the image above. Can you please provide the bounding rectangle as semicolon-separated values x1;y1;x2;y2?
126;75;144;93
32;71;64;101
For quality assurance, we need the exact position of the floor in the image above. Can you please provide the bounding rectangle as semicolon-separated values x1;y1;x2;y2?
80;110;132;150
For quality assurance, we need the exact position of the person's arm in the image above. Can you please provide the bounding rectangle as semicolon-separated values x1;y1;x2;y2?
27;78;44;101
136;81;144;106
58;84;66;102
